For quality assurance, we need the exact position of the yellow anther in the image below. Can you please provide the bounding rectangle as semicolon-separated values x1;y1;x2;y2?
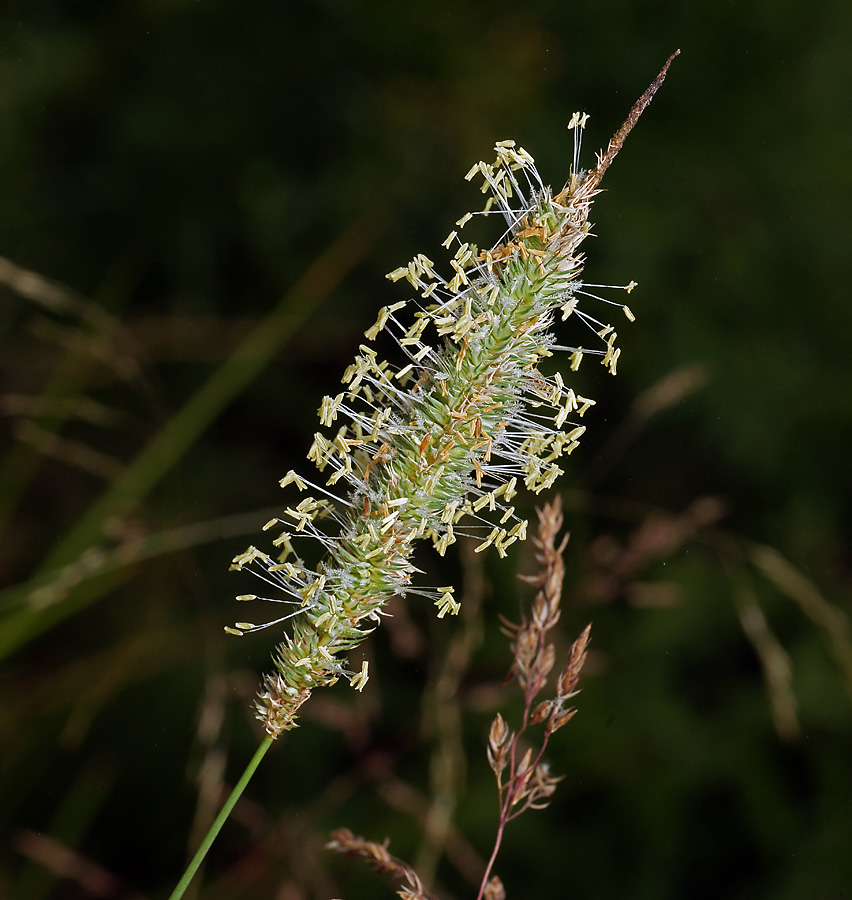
435;587;460;618
279;470;308;491
350;660;369;691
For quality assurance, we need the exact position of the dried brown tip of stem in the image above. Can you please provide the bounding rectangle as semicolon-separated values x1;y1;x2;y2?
584;49;681;192
327;828;438;900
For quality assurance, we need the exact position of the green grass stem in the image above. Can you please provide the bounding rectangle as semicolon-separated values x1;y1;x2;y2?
167;735;274;900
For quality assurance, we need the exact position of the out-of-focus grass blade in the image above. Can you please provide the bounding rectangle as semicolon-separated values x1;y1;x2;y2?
0;220;378;660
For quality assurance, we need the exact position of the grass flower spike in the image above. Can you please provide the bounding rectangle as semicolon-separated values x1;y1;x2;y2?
229;52;680;739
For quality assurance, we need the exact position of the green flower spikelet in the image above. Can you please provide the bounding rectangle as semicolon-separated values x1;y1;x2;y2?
228;53;679;738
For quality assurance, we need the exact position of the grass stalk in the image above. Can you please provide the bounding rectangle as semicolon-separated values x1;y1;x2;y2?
168;734;274;900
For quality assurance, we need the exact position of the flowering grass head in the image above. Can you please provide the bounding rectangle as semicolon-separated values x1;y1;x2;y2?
228;52;679;738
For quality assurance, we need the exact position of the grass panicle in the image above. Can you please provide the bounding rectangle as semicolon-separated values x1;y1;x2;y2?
228;52;680;739
479;497;590;899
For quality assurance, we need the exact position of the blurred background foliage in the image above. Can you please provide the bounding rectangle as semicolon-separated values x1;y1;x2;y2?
1;1;851;898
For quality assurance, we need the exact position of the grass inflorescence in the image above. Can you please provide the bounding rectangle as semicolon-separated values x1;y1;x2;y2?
228;52;680;739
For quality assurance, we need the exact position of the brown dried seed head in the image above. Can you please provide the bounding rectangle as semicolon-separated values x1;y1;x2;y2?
398;868;430;900
483;875;506;900
532;594;561;632
513;747;535;799
529;699;552;726
489;711;509;746
547;706;578;734
327;828;436;900
527;762;564;808
327;827;353;849
556;669;579;700
513;626;538;679
570;622;592;662
557;624;591;698
533;761;562;788
487;712;512;775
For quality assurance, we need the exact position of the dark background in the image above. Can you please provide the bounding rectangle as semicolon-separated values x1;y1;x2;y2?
1;1;850;899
